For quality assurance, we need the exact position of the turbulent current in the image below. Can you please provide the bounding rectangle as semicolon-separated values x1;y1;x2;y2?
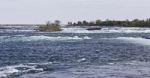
1;27;150;78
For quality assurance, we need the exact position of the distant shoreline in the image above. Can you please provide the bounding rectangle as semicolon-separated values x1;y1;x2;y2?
1;25;150;30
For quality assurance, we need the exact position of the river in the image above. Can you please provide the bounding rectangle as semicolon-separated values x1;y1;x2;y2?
1;27;150;78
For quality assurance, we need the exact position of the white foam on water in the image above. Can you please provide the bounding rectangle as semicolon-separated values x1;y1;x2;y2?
83;36;91;39
22;36;91;41
61;28;101;33
0;35;91;42
0;29;35;33
77;58;86;63
0;66;19;77
0;64;41;77
114;37;150;45
0;62;54;78
61;27;150;33
19;61;150;78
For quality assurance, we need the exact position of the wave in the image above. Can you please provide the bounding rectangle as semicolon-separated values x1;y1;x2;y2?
18;61;150;78
61;27;150;33
0;35;91;42
0;64;42;78
0;61;75;78
0;62;55;78
112;37;150;45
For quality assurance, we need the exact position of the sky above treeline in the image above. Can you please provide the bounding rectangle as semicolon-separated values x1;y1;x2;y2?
0;0;150;24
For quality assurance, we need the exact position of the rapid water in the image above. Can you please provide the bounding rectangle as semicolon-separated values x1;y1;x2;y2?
1;28;150;78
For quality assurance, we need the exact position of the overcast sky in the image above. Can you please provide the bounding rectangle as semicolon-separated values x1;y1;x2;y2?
0;0;150;24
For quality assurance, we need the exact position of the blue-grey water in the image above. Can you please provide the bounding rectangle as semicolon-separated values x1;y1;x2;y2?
1;30;150;78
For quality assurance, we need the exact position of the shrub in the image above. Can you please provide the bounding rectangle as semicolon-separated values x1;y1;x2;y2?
38;21;61;32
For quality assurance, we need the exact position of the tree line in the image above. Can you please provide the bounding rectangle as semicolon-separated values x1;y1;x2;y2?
67;19;150;27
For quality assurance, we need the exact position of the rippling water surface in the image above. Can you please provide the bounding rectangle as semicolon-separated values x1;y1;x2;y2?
1;29;150;78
